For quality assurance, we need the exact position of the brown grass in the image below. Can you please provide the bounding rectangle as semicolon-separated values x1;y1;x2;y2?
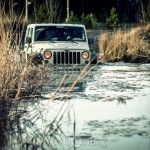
0;8;48;100
0;7;50;148
98;24;150;63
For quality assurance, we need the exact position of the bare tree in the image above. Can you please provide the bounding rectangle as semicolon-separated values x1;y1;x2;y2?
138;1;150;23
29;0;43;22
45;0;63;23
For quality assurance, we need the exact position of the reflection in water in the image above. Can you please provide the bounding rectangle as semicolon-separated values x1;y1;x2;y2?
1;63;150;150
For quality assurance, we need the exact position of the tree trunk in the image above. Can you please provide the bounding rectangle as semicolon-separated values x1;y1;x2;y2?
45;0;63;23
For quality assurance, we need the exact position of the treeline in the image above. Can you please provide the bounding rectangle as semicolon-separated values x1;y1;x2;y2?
1;0;150;23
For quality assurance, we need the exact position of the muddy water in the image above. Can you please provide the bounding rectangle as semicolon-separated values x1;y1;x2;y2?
14;63;150;150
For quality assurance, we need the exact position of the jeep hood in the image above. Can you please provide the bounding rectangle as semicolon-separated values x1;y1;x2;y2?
33;42;89;52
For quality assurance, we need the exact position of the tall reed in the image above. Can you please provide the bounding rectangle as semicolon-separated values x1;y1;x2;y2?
98;24;150;63
0;6;48;149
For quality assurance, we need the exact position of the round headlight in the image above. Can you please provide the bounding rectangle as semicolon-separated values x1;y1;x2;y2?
44;51;52;59
81;51;89;59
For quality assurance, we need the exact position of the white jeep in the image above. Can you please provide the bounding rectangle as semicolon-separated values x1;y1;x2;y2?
24;23;97;66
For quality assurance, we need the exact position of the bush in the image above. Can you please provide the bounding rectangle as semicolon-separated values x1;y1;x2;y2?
98;24;150;63
106;7;120;30
66;11;79;23
82;13;99;29
65;12;99;29
36;4;47;22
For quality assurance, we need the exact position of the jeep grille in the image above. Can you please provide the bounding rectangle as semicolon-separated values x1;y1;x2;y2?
53;51;81;64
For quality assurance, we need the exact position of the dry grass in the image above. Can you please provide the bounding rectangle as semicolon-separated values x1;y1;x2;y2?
0;10;21;100
98;24;150;63
0;7;49;148
0;9;47;100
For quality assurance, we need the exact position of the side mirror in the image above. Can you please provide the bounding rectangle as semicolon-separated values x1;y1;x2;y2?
88;38;94;45
26;37;31;44
88;38;95;51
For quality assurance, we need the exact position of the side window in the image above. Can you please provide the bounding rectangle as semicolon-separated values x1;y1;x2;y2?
72;27;86;41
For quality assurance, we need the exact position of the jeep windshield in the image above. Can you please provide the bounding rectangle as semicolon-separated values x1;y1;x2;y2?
34;26;86;42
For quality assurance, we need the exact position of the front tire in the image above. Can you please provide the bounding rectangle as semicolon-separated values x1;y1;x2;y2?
26;53;43;66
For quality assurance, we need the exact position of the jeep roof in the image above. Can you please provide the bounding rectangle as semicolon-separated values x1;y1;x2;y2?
27;23;86;28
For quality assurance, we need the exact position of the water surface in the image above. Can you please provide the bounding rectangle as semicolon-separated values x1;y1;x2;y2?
9;63;150;150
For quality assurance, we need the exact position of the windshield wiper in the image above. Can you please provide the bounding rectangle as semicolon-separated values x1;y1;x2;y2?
50;40;56;43
70;40;78;44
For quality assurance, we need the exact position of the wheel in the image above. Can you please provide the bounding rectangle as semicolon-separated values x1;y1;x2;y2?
25;54;43;66
31;54;43;65
90;57;97;64
90;52;98;64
